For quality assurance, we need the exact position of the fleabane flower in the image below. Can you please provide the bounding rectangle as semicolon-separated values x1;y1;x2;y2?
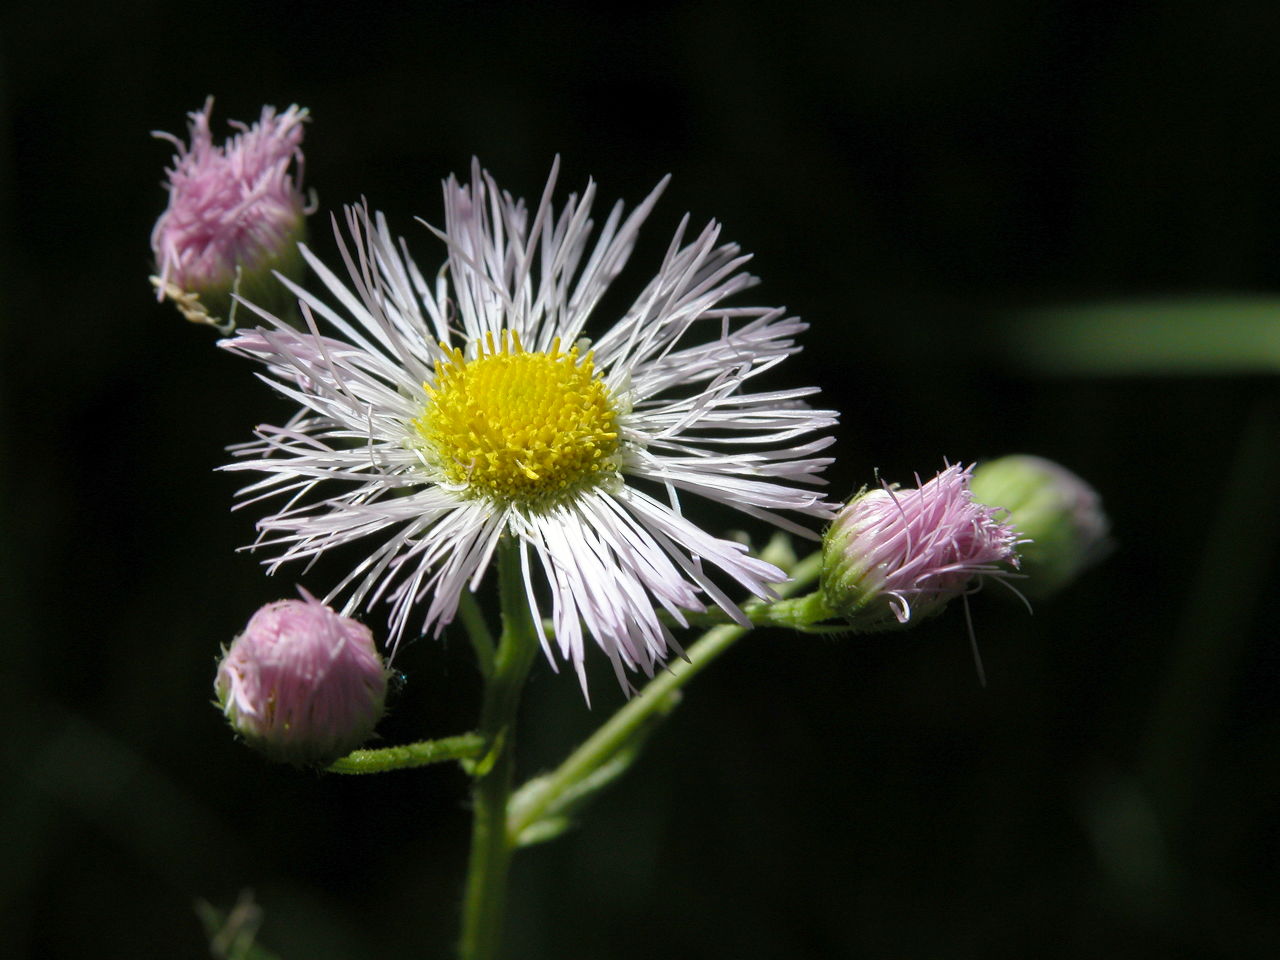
821;463;1021;631
150;97;310;330
215;589;389;765
222;159;837;693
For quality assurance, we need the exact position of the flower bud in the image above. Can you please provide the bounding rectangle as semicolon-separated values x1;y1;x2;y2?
150;97;310;330
215;590;388;765
970;454;1110;598
821;464;1020;631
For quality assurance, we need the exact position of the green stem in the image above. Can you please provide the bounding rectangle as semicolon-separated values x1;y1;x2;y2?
775;547;824;592
458;590;496;678
325;734;485;774
756;590;837;629
510;622;744;840
458;538;539;960
1140;397;1280;832
657;551;834;631
509;549;824;840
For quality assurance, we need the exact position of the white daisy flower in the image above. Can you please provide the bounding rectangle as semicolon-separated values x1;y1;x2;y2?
222;159;838;692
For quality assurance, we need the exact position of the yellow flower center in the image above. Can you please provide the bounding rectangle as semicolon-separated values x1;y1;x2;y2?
413;330;621;508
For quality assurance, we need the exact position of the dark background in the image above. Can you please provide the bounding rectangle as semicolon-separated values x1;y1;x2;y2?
3;1;1279;957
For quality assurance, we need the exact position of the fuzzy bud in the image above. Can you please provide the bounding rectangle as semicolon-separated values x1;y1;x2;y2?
970;454;1110;598
821;464;1021;631
215;590;388;765
150;97;310;330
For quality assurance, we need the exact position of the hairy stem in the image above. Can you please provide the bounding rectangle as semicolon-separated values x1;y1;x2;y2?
326;734;485;774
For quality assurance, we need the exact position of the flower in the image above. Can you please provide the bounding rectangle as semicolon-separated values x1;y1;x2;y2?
821;463;1021;630
150;97;310;329
215;588;388;765
970;454;1110;598
222;159;837;692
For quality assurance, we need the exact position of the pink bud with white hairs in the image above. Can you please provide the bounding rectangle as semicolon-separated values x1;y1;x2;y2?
821;463;1022;631
150;97;309;329
215;589;388;765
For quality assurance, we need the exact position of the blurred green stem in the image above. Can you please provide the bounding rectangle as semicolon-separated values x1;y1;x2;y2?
458;538;539;960
1140;396;1280;832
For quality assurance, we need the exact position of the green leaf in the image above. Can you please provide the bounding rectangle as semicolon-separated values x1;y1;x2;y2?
512;814;574;847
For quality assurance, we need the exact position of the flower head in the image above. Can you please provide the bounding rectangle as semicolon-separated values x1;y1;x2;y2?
150;97;309;329
822;464;1020;630
215;589;388;765
970;454;1110;598
222;159;837;693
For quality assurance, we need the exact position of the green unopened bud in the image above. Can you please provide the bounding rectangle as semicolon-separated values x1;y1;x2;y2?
970;455;1110;599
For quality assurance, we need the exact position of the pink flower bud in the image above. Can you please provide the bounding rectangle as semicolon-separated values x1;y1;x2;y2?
150;97;309;329
215;589;388;765
822;463;1021;630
